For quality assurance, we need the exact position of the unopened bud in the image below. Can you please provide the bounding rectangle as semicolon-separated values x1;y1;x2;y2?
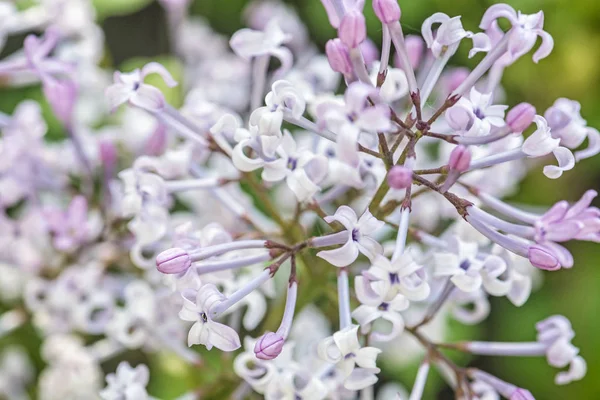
254;331;284;360
528;246;560;271
448;145;471;172
325;39;352;76
388;166;412;189
507;103;536;133
338;10;366;49
372;0;401;24
156;248;192;274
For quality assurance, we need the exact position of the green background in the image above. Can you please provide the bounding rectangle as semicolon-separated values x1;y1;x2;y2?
2;0;599;398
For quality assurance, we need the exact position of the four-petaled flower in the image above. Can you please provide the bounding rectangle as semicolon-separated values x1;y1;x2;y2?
105;62;178;112
446;88;507;137
422;13;491;58
179;284;241;351
317;205;384;267
317;325;381;391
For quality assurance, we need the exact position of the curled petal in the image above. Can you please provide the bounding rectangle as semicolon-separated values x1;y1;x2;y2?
480;3;518;30
575;128;600;161
371;311;404;342
533;30;554;63
324;205;359;229
141;62;178;87
468;32;492;58
421;12;450;49
318;336;343;363
232;141;266;172
270;47;294;77
555;356;587;385
543;147;575;179
317;239;359;267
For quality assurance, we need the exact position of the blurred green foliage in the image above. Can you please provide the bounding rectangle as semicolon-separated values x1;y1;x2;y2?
2;0;599;398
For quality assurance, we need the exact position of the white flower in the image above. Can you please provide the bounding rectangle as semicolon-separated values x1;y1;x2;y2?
262;132;328;201
317;206;384;267
105;62;177;112
230;19;293;76
433;237;483;292
351;296;407;342
317;325;381;391
445;88;507;137
100;362;149;400
422;13;490;58
179;284;241;351
356;252;430;304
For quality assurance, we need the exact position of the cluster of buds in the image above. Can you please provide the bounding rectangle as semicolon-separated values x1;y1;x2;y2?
0;0;596;399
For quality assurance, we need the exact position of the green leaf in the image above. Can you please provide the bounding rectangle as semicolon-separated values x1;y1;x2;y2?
92;0;154;19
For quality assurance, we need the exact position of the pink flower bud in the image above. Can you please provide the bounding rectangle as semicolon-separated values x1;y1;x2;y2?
441;67;470;96
528;246;560;271
325;39;352;76
448;145;471;172
254;332;284;360
388;166;412;189
405;35;424;69
507;103;536;133
42;79;78;128
156;248;192;274
372;0;401;24
338;10;366;49
510;388;535;400
360;39;380;67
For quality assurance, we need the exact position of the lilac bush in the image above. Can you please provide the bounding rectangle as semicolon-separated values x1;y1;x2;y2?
0;0;597;398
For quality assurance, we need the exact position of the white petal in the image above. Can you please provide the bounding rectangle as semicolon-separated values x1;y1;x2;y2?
317;239;359;267
543;147;575;179
207;320;241;352
332;325;361;355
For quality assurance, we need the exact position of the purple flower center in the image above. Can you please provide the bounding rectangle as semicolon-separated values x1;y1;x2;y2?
287;157;298;171
351;228;360;242
474;108;485;120
200;312;208;323
378;302;389;311
389;272;400;284
459;259;471;270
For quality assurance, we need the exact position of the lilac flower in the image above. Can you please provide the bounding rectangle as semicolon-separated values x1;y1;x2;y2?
445;88;507;137
422;13;490;59
230;19;292;77
480;4;553;64
534;190;600;244
317;325;381;390
44;195;92;252
545;98;600;161
317;206;384;267
105;62;178;112
179;284;241;351
317;82;391;166
100;362;149;400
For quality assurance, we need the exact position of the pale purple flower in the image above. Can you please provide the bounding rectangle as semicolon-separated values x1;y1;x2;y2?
105;62;178;112
230;19;292;76
545;98;600;161
317;325;381;390
320;0;365;28
317;82;391;166
534;190;600;244
261;132;328;201
42;79;78;128
44;195;90;252
317;206;384;267
179;284;241;351
254;332;284;360
422;13;490;59
480;4;553;64
448;145;471;172
100;362;149;400
446;88;507;137
372;0;401;24
156;247;192;274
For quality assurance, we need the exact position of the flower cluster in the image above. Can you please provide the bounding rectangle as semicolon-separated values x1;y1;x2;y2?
0;0;596;399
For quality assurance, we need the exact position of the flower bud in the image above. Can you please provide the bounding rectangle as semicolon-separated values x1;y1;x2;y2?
528;246;560;271
325;39;352;76
42;79;78;128
448;145;471;172
156;248;192;274
254;331;284;360
405;35;424;69
388;166;412;189
338;10;366;49
510;388;535;400
360;39;379;68
507;103;536;133
372;0;401;24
